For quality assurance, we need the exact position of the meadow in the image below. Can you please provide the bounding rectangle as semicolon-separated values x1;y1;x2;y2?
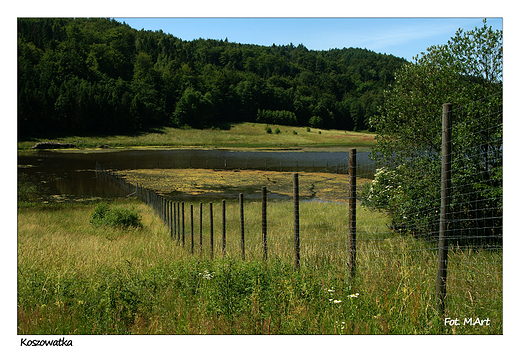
17;123;375;150
17;193;502;334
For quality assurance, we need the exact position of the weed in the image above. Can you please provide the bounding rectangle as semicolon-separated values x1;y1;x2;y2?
90;203;143;229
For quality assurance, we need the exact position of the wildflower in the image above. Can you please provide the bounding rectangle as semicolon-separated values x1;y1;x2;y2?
349;293;360;298
333;300;342;304
199;270;214;280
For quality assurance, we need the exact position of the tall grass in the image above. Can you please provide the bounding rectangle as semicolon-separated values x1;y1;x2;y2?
17;197;502;334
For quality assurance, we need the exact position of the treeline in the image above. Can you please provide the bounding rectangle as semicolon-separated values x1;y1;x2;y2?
18;18;407;138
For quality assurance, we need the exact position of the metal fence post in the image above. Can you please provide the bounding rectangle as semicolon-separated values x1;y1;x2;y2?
437;103;453;315
294;173;300;271
349;148;357;277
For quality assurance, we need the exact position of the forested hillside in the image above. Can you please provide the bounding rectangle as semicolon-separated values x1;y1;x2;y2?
18;18;407;138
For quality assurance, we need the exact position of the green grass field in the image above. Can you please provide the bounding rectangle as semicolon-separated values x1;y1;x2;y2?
17;123;376;150
17;195;502;335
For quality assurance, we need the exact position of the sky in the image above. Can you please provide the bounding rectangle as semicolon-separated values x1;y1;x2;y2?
113;17;503;61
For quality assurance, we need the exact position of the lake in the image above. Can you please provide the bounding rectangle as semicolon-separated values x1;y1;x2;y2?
18;148;376;199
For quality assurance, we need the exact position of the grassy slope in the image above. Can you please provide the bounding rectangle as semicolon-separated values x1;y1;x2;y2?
17;123;376;150
17;198;502;335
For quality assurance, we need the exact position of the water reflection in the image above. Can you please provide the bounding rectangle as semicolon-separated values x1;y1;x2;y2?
18;149;375;199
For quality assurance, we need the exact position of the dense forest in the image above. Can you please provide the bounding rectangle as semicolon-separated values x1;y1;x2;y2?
18;18;407;138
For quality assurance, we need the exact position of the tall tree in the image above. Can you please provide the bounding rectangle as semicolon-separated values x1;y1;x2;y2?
363;20;502;246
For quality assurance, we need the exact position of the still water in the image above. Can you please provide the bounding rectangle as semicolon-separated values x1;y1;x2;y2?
18;149;375;199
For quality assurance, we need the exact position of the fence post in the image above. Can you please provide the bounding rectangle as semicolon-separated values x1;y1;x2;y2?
170;200;173;239
262;187;268;261
240;193;245;260
349;148;357;278
294;173;300;271
222;200;226;256
181;202;185;247
199;202;203;256
173;201;176;240
190;204;194;254
437;103;453;315
177;202;181;243
210;202;214;260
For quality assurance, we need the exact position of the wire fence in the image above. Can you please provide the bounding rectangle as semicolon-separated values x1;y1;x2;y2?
95;97;502;321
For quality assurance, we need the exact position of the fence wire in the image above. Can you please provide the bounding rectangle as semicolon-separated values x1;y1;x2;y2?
98;97;502;324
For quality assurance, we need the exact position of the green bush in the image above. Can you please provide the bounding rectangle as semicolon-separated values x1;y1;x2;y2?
308;116;323;128
90;203;143;229
274;128;281;134
265;126;272;134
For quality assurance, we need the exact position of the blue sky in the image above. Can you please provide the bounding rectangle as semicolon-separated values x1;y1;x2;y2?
114;17;502;61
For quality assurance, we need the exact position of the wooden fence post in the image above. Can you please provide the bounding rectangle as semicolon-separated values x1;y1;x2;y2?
437;103;453;315
190;204;194;254
170;200;173;239
349;148;357;278
181;202;185;247
199;202;203;256
262;187;268;261
210;202;214;260
222;200;226;256
173;201;176;240
240;193;245;260
294;173;300;271
176;202;180;243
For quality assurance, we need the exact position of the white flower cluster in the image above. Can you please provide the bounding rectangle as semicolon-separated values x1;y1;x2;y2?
335;321;346;331
326;287;360;304
325;287;341;304
199;270;214;280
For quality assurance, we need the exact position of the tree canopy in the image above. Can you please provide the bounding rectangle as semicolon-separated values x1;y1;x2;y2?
18;18;407;138
363;20;502;246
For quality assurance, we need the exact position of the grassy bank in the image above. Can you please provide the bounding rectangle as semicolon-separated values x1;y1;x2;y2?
113;168;371;203
17;197;502;335
17;123;375;150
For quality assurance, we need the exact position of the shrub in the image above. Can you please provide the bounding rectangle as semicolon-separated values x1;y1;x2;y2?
90;203;143;229
274;128;281;134
308;116;323;128
257;109;297;126
265;126;272;134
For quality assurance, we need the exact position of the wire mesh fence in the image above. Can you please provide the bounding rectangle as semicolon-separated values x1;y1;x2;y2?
96;97;502;323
